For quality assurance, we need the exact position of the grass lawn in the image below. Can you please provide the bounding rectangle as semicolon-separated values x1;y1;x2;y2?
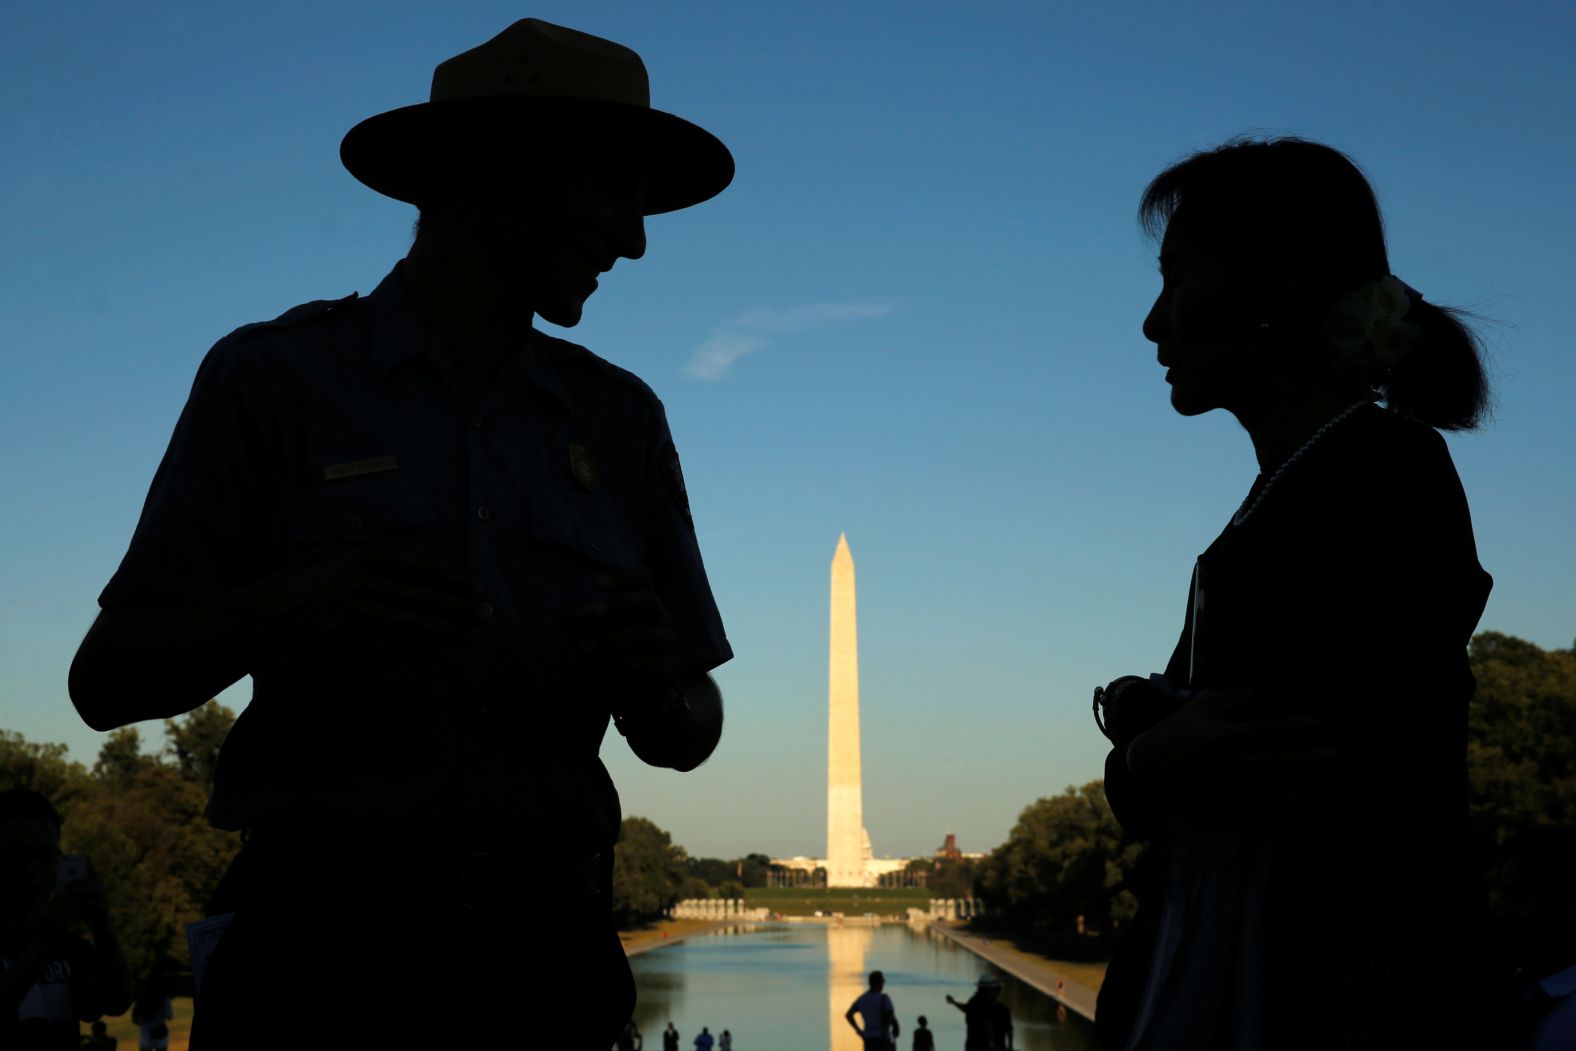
743;886;932;916
85;998;193;1051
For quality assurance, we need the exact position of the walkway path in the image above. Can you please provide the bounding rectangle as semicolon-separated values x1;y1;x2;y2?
928;921;1101;1023
621;919;731;957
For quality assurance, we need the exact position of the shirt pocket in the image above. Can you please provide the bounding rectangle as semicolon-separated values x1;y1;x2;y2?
525;486;642;571
285;473;437;548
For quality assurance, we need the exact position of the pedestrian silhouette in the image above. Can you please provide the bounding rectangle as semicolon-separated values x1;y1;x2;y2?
717;1028;732;1051
693;1025;714;1051
131;956;175;1051
945;976;1011;1050
910;1014;934;1051
81;1018;118;1049
1095;136;1509;1051
845;970;899;1050
616;1017;643;1050
662;1021;680;1051
0;789;132;1046
67;17;734;1051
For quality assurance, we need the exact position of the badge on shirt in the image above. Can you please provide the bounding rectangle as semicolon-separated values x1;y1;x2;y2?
569;443;599;492
323;456;399;481
662;442;694;531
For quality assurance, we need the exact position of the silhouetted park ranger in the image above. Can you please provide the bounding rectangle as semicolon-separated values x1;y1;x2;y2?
67;18;733;1050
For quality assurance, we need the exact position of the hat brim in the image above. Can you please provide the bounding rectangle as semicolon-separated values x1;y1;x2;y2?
340;95;734;215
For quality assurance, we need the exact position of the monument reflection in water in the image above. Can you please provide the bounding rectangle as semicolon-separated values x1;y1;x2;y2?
628;923;1099;1051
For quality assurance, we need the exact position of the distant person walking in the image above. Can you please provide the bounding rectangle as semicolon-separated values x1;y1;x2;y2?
132;958;175;1051
662;1022;680;1051
946;976;1012;1051
717;1029;732;1051
845;970;899;1050
693;1025;714;1051
911;1014;935;1051
616;1018;643;1050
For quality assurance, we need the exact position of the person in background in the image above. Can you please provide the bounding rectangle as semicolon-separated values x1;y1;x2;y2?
662;1021;680;1051
717;1028;732;1050
910;1014;934;1051
0;789;132;1050
80;1018;117;1049
946;976;1012;1050
616;1017;643;1050
1096;136;1509;1050
131;958;174;1051
846;970;899;1050
693;1025;714;1051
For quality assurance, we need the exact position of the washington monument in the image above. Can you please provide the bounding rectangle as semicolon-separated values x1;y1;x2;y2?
773;534;905;886
826;533;870;887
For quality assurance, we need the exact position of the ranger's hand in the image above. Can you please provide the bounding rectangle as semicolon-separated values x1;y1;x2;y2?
229;533;484;654
563;565;683;692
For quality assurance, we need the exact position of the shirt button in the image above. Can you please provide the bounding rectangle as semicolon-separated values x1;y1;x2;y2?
471;416;484;429
477;506;490;520
476;602;494;619
591;540;605;553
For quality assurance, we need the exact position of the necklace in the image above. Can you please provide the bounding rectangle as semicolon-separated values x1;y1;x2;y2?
1231;400;1373;527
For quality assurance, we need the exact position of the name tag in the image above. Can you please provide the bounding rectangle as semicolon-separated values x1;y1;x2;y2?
323;456;399;481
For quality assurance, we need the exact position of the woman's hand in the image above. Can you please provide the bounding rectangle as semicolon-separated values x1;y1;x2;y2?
1125;688;1341;800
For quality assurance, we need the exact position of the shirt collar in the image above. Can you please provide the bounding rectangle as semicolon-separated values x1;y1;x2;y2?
1541;963;1576;999
363;262;570;407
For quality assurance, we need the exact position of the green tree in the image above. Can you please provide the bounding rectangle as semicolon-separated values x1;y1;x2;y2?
91;727;156;789
0;731;90;807
611;816;686;926
164;702;237;789
684;856;735;886
737;853;772;888
717;879;746;900
678;875;713;900
978;781;1135;941
1466;633;1576;905
929;857;978;900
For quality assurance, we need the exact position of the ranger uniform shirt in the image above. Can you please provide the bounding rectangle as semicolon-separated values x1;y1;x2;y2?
99;263;731;852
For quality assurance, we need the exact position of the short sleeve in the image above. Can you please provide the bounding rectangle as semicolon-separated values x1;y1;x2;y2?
99;338;278;609
643;401;731;676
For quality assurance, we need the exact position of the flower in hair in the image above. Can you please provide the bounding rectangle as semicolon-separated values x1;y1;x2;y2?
1324;275;1421;366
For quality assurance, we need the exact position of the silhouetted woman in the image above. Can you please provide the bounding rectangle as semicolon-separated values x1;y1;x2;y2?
1094;138;1509;1050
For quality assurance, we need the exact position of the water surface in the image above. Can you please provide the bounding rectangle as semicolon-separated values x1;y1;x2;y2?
629;922;1099;1050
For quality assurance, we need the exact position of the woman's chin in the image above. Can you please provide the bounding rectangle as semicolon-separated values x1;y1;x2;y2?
1169;384;1216;417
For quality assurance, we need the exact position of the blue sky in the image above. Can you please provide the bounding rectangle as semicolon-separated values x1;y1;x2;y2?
3;1;1573;860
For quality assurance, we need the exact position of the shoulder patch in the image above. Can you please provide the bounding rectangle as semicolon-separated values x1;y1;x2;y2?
662;441;695;532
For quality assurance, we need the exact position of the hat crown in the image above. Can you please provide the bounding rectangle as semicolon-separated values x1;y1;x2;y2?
430;18;650;109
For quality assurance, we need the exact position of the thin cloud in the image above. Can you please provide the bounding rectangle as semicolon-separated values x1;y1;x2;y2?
684;332;769;382
684;300;895;381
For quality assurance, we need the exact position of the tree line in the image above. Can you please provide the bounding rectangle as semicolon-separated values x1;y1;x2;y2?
4;630;1570;972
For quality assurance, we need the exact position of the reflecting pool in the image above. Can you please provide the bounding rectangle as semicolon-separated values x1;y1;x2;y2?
628;922;1100;1050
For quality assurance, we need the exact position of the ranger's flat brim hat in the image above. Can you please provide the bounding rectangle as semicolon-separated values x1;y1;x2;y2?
341;18;733;215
